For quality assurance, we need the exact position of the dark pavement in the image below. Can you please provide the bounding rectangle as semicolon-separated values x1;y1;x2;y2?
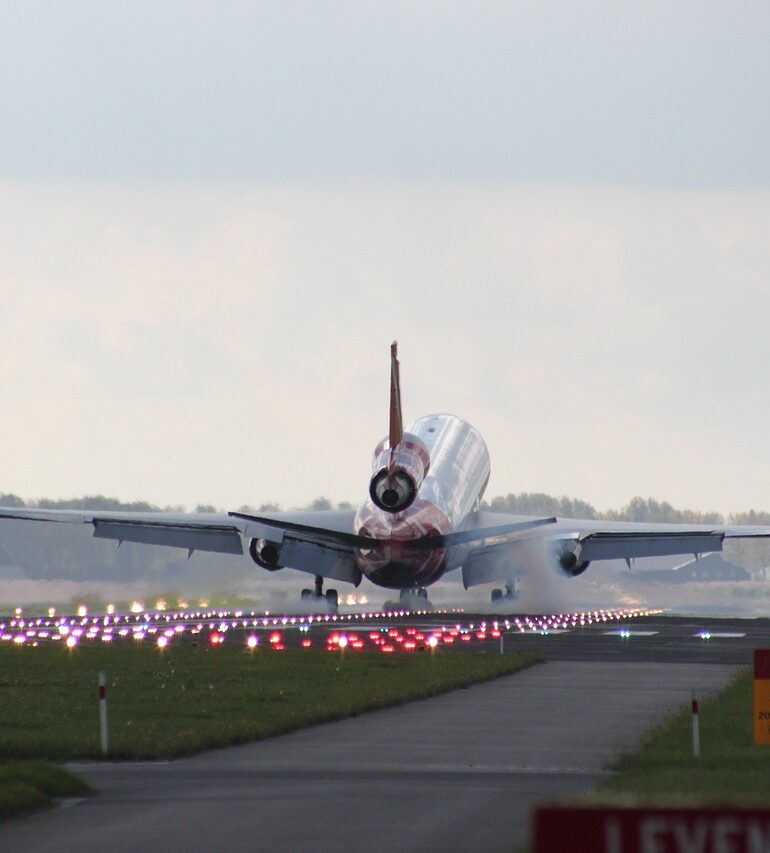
0;655;740;853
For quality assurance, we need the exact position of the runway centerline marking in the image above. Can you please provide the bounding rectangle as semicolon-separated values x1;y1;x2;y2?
602;630;659;636
694;631;746;638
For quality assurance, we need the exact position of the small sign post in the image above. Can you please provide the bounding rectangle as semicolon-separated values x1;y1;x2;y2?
98;671;109;755
754;650;770;746
691;694;700;758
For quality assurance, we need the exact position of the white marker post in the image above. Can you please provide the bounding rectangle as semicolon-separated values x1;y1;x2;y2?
499;634;504;655
98;672;109;755
691;694;700;759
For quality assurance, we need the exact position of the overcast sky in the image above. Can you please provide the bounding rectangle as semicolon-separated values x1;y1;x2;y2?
1;1;770;514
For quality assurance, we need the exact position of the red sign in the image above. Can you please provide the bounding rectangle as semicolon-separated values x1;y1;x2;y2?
534;806;770;853
755;649;770;745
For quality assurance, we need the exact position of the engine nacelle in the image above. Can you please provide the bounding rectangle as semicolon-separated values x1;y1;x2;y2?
369;433;430;514
554;541;591;577
249;537;283;571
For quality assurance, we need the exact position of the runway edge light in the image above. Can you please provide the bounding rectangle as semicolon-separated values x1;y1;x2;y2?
753;649;770;745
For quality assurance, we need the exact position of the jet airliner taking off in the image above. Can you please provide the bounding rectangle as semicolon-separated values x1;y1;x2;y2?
2;342;770;610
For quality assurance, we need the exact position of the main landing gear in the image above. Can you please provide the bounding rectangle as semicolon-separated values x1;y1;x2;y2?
490;580;518;605
383;587;433;612
400;587;428;603
396;587;432;611
301;575;338;613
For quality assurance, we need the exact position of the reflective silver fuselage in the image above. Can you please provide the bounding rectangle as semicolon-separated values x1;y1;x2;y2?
354;414;490;589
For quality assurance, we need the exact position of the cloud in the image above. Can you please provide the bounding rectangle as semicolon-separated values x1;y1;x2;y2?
0;180;769;513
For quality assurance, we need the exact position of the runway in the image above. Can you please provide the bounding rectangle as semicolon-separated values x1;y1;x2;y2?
0;656;741;853
500;613;770;665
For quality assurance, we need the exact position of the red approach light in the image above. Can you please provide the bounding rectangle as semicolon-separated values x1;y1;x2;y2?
491;630;501;638
272;643;285;651
381;645;395;654
443;637;455;644
209;632;222;645
268;632;282;645
403;641;416;651
301;639;312;648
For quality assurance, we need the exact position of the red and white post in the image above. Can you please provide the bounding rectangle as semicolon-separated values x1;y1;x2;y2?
98;672;109;755
691;694;700;758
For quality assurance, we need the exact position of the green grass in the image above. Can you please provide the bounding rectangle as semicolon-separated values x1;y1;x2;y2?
0;761;91;821
594;669;770;805
0;644;540;761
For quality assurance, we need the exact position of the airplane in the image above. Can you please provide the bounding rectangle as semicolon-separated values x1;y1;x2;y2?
2;341;770;611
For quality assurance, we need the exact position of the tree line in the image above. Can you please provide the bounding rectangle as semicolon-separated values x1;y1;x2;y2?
0;491;768;575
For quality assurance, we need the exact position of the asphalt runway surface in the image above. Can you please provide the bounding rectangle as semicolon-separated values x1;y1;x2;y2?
498;613;770;666
0;612;766;853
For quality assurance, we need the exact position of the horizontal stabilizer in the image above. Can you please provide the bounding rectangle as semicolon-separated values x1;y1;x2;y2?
230;512;557;551
410;517;557;549
228;512;377;547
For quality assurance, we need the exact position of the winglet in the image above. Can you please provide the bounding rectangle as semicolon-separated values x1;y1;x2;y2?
389;341;403;449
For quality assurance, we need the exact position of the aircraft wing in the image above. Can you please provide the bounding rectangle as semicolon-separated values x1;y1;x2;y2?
0;506;364;586
460;511;770;588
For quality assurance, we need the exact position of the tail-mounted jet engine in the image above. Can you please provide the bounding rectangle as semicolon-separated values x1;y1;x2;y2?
249;537;283;571
554;541;591;577
369;433;430;513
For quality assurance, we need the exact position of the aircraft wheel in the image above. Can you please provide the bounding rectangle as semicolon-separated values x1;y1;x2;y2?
491;588;504;603
417;587;428;600
301;588;312;600
325;589;338;610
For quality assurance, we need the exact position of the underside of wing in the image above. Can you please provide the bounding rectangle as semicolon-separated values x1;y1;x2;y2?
461;511;770;587
0;507;245;555
0;506;363;585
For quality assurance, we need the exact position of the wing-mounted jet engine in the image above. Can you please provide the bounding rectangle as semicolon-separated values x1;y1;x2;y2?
554;540;591;577
249;537;283;571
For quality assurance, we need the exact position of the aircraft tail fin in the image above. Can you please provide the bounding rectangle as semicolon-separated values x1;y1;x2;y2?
389;341;403;449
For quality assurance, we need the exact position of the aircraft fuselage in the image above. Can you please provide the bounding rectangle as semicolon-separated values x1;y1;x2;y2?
354;413;490;589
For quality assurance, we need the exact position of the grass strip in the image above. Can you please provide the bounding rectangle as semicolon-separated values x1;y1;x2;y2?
0;760;91;821
593;669;770;805
0;645;539;761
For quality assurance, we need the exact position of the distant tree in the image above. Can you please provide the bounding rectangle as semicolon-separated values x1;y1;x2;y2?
35;495;162;512
308;497;333;511
236;503;281;514
0;493;26;507
606;497;723;525
484;492;600;519
725;510;770;571
195;504;218;513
